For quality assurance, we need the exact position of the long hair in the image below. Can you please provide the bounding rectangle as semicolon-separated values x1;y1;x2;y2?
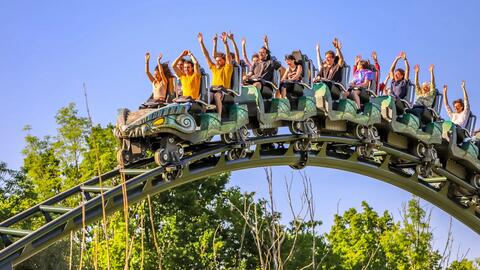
156;62;174;90
261;46;271;61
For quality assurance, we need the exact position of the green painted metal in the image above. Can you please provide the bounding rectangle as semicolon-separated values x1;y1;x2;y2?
39;206;73;214
0;134;479;268
2;79;480;268
442;121;480;171
0;228;32;238
373;95;443;145
120;169;151;175
313;82;382;126
80;186;112;193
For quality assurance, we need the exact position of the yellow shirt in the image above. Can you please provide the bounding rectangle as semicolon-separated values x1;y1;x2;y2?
180;73;201;100
210;63;233;89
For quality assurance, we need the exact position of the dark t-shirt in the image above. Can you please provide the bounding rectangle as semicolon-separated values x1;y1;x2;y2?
251;59;281;82
319;63;343;83
391;79;409;99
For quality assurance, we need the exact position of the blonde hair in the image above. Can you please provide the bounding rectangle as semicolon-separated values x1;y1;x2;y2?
421;81;431;94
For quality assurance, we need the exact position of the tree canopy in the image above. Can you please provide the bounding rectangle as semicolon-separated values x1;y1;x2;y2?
0;103;478;269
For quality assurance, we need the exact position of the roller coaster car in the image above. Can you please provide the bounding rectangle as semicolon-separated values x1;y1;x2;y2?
438;115;480;188
238;52;319;136
372;85;443;156
114;66;249;165
139;77;178;109
313;66;381;141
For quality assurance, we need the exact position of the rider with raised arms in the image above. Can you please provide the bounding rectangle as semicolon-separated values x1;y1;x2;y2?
144;52;170;105
198;32;234;117
314;38;345;83
383;51;410;100
172;50;201;102
244;44;282;99
443;80;471;128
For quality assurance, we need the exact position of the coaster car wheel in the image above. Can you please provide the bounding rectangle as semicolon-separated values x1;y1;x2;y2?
222;132;236;144
414;142;427;158
226;149;239;161
289;121;303;135
305;118;318;135
238;126;249;141
293;140;310;152
355;145;368;157
116;149;132;166
154;149;170;166
354;125;367;140
415;164;432;178
252;128;265;137
176;143;185;159
471;174;480;189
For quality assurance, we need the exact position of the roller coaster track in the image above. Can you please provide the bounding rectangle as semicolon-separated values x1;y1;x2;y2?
0;133;479;269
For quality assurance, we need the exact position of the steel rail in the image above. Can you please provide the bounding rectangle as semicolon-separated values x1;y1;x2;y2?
0;134;478;269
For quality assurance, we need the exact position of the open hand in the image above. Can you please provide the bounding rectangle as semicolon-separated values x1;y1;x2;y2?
443;84;448;92
333;38;342;49
355;55;361;64
371;51;378;62
228;31;234;40
221;32;228;43
414;64;419;73
429;64;434;72
316;43;320;52
197;32;203;43
264;35;268;43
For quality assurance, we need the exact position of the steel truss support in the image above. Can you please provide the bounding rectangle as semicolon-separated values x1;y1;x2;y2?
0;134;478;268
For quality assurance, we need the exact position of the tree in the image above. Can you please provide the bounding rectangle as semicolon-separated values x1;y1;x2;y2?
4;103;479;269
327;201;392;269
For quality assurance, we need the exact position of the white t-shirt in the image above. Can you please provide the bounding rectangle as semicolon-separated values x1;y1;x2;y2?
449;110;470;128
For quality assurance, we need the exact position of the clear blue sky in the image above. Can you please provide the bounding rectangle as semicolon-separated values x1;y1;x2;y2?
1;0;480;260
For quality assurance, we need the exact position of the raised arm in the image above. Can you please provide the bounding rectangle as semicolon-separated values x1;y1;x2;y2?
402;52;410;80
228;32;240;64
212;33;218;59
353;55;361;73
157;54;167;85
241;37;251;67
263;35;269;50
333;38;344;66
372;51;380;91
198;32;214;67
189;51;200;75
414;64;420;90
145;52;155;82
389;53;402;79
429;64;435;90
462;80;470;112
172;50;188;77
221;32;232;65
443;84;452;115
316;43;322;70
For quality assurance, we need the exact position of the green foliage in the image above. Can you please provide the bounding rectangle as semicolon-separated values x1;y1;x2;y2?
2;103;479;269
447;259;479;270
0;162;36;223
327;201;393;269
